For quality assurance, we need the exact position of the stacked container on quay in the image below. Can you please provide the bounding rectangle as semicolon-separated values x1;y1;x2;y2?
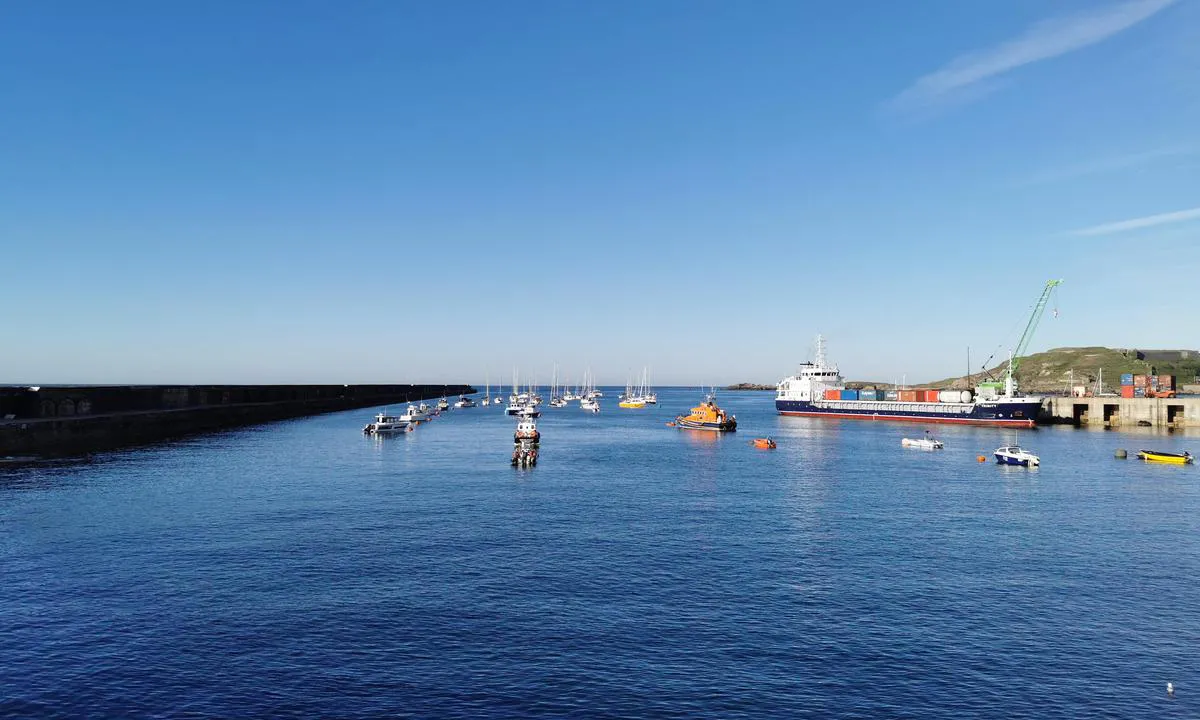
1119;373;1176;398
775;336;1044;427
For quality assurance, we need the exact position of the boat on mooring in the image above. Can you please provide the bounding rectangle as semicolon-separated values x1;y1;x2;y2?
512;416;540;467
902;432;944;450
363;412;410;434
514;417;540;445
437;397;450;411
994;445;1040;466
454;395;476;408
673;393;737;432
400;403;432;424
1137;450;1193;464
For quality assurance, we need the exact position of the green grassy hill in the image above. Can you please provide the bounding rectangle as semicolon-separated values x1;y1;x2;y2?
921;347;1200;393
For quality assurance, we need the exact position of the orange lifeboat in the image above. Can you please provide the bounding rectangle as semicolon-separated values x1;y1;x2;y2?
752;438;776;449
673;393;737;432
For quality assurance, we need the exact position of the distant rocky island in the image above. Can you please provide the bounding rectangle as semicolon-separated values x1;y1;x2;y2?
725;383;775;391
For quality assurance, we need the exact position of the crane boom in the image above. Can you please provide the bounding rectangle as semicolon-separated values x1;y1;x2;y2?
1009;279;1063;381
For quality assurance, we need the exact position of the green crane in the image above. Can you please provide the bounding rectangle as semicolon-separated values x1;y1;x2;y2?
1006;279;1063;394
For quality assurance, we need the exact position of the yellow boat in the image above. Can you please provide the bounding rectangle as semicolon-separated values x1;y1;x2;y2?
619;399;646;409
1137;450;1194;464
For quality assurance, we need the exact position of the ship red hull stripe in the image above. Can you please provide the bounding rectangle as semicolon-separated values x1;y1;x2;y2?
777;411;1034;427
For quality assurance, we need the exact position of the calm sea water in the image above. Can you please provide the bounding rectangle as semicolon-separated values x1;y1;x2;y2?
2;388;1198;718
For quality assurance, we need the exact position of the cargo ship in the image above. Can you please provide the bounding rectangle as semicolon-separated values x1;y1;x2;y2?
775;336;1043;427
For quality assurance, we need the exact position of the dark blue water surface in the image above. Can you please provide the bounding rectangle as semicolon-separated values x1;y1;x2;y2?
3;388;1198;718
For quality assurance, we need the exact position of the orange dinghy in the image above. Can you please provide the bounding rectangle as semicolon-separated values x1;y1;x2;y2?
752;438;776;449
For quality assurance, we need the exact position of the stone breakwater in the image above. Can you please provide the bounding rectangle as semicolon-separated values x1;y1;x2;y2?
0;384;473;458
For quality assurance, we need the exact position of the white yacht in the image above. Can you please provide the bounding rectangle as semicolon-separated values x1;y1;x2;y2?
995;445;1040;466
399;404;430;424
363;412;410;434
454;395;476;408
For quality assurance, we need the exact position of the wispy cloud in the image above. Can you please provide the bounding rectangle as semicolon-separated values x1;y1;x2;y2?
888;0;1177;112
1069;206;1200;236
1022;145;1197;185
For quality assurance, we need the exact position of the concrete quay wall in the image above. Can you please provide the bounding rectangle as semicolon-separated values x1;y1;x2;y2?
1041;396;1200;428
0;384;472;457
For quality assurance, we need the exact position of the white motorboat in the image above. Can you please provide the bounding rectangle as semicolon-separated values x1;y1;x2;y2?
549;397;568;408
901;437;944;450
580;397;600;413
400;403;432;423
517;405;542;418
363;412;410;434
454;395;476;408
492;397;503;405
994;445;1040;466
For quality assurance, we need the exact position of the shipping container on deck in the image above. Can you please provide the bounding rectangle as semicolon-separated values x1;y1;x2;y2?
1121;385;1135;398
921;390;938;402
1159;375;1175;389
899;390;918;402
884;391;899;401
1134;387;1147;397
840;389;859;401
823;389;839;401
1134;375;1148;387
859;389;879;401
1120;373;1134;386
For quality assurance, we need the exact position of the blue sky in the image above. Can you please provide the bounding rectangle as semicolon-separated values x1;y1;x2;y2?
1;0;1196;386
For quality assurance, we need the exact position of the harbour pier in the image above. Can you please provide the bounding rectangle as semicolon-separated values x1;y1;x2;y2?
1041;396;1199;429
0;384;473;458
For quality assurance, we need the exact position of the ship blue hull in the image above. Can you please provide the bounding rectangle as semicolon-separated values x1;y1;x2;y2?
775;399;1041;427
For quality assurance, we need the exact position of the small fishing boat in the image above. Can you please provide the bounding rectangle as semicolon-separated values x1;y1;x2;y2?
399;403;430;424
902;432;944;450
516;405;541;418
752;437;776;449
437;397;450;411
363;412;410;434
453;395;476;408
994;445;1039;467
580;397;600;413
673;393;736;432
514;417;540;444
1137;450;1194;464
